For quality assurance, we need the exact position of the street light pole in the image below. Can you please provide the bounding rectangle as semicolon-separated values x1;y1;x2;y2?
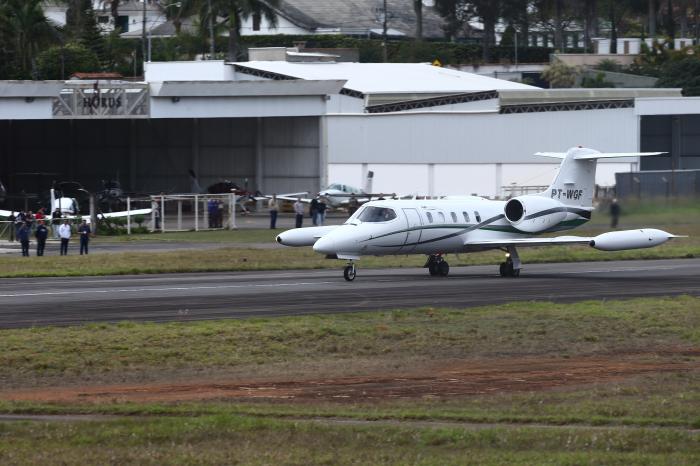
141;0;147;68
382;0;388;62
208;0;215;58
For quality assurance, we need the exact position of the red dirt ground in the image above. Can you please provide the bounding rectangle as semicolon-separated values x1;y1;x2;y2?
2;351;698;404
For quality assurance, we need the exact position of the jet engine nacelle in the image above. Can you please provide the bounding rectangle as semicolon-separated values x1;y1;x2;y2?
589;229;672;251
504;196;567;233
276;225;338;247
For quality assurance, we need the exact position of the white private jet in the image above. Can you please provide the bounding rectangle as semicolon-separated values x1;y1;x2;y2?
276;147;683;281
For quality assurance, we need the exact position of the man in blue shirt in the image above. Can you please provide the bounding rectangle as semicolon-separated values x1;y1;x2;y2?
17;222;30;256
78;219;91;255
35;220;48;256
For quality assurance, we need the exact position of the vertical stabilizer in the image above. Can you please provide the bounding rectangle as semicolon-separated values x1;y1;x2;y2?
541;147;598;207
50;188;57;213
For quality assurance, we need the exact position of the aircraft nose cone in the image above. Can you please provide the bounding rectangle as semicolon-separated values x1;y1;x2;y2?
313;236;336;255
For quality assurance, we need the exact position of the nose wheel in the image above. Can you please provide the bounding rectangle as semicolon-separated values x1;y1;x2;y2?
343;263;356;281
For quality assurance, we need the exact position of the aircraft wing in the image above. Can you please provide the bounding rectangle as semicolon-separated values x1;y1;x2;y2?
464;235;593;248
0;209;19;218
98;208;152;219
274;194;313;203
255;192;309;202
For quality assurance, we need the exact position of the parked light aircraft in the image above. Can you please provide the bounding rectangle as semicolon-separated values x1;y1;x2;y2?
0;187;151;223
275;171;393;209
276;147;683;281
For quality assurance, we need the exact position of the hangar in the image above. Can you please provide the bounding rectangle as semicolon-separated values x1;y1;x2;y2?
1;55;698;209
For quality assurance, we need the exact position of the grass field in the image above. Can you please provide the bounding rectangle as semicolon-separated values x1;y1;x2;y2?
0;297;698;463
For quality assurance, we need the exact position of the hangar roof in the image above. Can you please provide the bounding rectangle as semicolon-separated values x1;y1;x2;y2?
235;62;538;95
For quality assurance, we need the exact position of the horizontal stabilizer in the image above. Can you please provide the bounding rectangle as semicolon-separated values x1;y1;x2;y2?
535;151;666;159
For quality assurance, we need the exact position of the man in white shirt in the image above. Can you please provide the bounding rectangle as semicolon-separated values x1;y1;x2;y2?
58;220;72;256
294;198;304;228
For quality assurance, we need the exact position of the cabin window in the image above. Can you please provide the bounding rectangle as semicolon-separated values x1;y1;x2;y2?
358;206;397;223
451;212;457;223
426;212;433;223
437;212;445;223
463;211;470;222
474;211;482;222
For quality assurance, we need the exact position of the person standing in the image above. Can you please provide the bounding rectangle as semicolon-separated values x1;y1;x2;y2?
348;193;359;217
52;209;62;239
18;222;30;257
207;198;216;228
310;198;319;226
268;194;279;229
78;219;91;255
35;220;48;256
294;197;304;228
316;198;327;226
610;198;621;229
216;199;224;228
58;220;72;256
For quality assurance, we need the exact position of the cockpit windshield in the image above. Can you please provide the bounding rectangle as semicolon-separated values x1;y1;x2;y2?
357;206;397;223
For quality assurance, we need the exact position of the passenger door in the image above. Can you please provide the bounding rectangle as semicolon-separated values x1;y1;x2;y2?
399;208;422;253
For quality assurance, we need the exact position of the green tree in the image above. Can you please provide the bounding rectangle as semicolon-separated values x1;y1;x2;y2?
35;42;100;79
656;55;700;95
211;0;280;61
0;0;56;78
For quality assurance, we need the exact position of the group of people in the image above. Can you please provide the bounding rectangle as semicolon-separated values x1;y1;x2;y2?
267;194;346;229
13;218;92;257
207;198;225;228
289;196;327;229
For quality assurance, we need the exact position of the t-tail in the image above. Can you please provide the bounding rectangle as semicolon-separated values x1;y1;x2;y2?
502;147;666;234
535;147;665;207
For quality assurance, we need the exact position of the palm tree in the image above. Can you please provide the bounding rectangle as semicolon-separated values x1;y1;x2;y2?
0;0;55;77
212;0;280;61
413;0;423;40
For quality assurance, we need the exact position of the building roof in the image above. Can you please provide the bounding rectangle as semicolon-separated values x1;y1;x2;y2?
276;0;447;38
236;61;538;94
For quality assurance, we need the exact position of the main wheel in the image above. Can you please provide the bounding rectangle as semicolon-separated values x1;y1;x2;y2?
428;262;439;276
499;262;507;277
437;261;450;277
343;265;356;281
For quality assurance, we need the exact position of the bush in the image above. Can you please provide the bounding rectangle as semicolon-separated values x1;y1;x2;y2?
656;56;700;95
35;42;100;80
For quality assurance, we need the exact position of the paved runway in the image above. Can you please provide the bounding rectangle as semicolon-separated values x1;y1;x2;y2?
1;258;698;328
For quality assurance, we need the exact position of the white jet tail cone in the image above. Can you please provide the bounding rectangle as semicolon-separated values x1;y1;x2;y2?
589;229;676;251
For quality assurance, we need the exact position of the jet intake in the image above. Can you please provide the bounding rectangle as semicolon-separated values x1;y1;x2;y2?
589;229;672;251
276;225;338;247
504;196;567;233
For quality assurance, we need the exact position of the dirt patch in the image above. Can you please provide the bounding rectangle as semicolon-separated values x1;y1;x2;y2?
2;351;697;404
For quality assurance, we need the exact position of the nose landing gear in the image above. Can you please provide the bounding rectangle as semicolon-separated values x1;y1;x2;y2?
499;246;521;277
425;254;450;277
343;262;357;281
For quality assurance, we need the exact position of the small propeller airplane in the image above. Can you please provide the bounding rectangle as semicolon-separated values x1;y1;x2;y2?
276;147;684;281
274;171;393;209
0;184;151;224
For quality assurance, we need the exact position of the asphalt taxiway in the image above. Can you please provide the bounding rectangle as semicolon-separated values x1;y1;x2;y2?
1;258;698;328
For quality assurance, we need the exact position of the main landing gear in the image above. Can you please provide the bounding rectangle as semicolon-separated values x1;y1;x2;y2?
499;246;521;278
343;262;357;281
425;254;450;277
